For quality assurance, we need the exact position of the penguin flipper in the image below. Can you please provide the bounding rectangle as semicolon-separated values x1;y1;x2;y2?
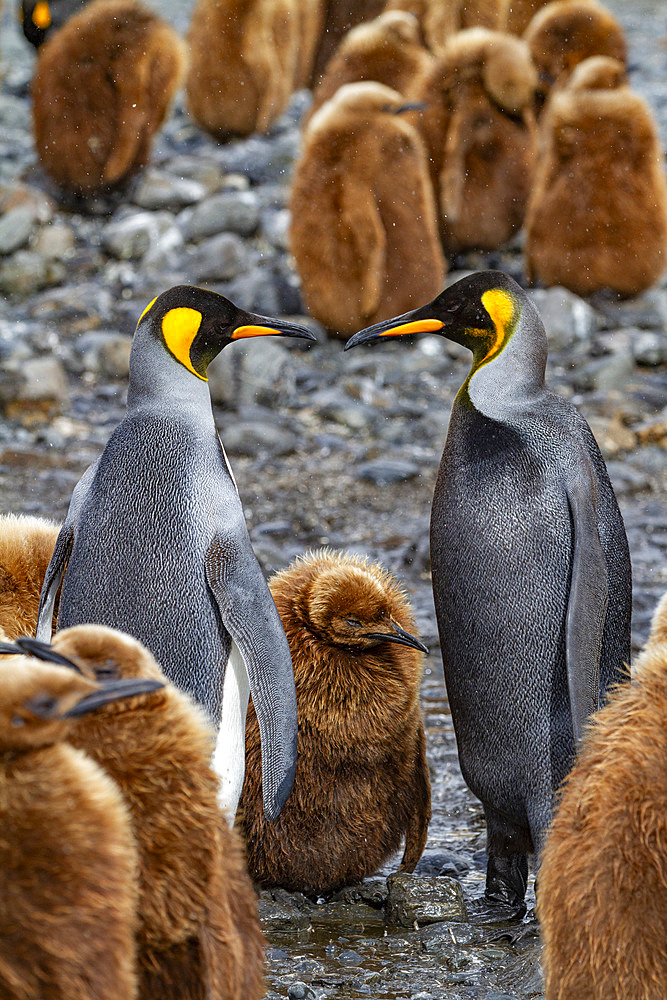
35;461;97;641
565;466;609;744
205;535;297;821
340;180;386;320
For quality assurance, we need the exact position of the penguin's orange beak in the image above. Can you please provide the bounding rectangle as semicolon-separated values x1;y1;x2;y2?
344;308;444;350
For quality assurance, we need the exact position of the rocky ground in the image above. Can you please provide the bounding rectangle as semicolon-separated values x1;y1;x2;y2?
0;1;666;998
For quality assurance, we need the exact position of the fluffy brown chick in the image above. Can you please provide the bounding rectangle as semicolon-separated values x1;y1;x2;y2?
524;55;667;297
0;654;146;1000
237;548;431;896
537;598;667;999
415;26;538;252
289;80;446;337
32;0;186;195
308;10;434;121
0;513;59;640
523;0;626;108
51;624;265;1000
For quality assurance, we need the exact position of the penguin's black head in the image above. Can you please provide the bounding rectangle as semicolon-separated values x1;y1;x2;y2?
21;0;84;47
136;285;316;381
344;270;522;371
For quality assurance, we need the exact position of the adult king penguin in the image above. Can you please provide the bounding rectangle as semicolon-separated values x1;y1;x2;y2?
36;285;316;821
345;270;631;909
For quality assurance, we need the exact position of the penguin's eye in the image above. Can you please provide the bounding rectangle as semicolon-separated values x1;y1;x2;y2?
25;694;58;717
96;659;119;679
346;617;361;628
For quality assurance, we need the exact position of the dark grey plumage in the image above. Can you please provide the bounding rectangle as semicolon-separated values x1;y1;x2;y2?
345;270;631;908
21;0;87;47
37;283;316;820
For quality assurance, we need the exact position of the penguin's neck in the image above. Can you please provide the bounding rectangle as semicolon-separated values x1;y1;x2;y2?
462;313;548;423
126;331;215;429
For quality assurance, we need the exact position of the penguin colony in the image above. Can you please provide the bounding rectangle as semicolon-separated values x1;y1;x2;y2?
346;270;632;908
36;285;315;821
32;0;186;196
0;513;59;640
538;593;667;999
51;625;265;1000
0;648;164;1000
289;81;446;338
238;550;431;895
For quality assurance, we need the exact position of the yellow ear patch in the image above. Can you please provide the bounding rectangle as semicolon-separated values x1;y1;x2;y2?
479;288;516;365
32;0;51;28
137;295;158;325
161;308;206;380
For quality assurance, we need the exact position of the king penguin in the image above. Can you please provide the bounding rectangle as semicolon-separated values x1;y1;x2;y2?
345;269;632;909
36;284;316;821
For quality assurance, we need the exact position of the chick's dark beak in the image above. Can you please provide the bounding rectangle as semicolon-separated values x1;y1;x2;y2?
344;301;444;350
64;678;165;717
363;619;428;654
231;311;317;343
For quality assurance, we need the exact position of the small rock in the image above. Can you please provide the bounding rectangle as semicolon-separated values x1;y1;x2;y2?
0;251;64;296
218;131;301;184
633;329;667;366
180;190;260;241
338;949;364;967
131;168;206;211
261;208;290;250
287;983;315;1000
32;223;75;259
0;182;55;223
221;421;297;456
529;287;599;350
208;339;299;409
0;356;69;424
386;873;468;927
102;211;180;261
77;331;132;380
189;232;251;283
587;415;638;457
164;155;227;193
0;205;35;254
635;408;667;447
357;458;421;486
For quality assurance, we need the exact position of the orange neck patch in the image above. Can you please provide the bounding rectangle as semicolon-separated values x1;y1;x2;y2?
161;307;206;380
478;288;516;366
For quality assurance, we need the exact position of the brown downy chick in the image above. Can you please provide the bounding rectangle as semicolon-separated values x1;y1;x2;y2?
0;655;146;1000
524;56;667;297
0;514;59;640
384;0;506;52
523;0;626;109
290;81;446;337
51;624;265;1000
308;10;434;121
238;549;431;896
186;0;305;140
500;0;551;35
537;599;667;999
32;0;186;196
416;27;537;252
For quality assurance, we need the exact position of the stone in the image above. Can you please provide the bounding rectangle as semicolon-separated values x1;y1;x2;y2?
386;873;468;927
189;232;251;283
164;155;227;194
357;458;421;486
208;339;299;409
287;983;315;1000
179;190;260;242
218;130;301;184
0;251;64;296
131;168;207;211
221;421;297;456
528;287;599;350
0;356;69;424
32;223;75;259
77;331;133;379
0;205;35;254
102;211;180;261
261;208;290;250
633;329;667;366
0;182;55;223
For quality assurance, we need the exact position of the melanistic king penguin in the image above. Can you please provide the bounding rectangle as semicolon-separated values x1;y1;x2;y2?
36;285;316;821
345;270;631;909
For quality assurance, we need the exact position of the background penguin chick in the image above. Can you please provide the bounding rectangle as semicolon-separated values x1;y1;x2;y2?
186;0;306;140
20;0;87;48
524;56;667;297
645;590;667;648
537;617;667;999
415;27;537;252
523;0;626;107
52;624;265;1000
32;0;186;196
384;0;506;50
308;10;434;121
289;81;446;337
0;513;59;639
237;549;431;896
0;656;138;1000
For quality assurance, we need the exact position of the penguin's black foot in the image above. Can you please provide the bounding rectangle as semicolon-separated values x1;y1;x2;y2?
467;896;527;925
485;853;528;909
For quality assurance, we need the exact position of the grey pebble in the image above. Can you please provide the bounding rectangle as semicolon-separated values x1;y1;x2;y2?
0;205;35;255
180;190;260;241
130;168;207;211
357;458;421;486
189;231;251;283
